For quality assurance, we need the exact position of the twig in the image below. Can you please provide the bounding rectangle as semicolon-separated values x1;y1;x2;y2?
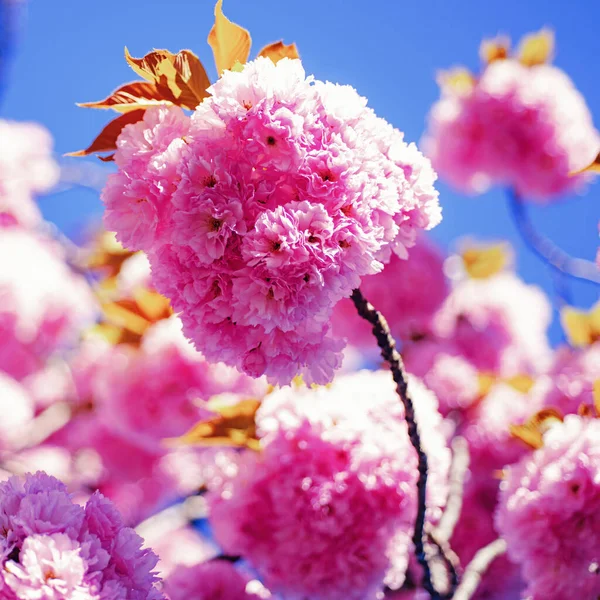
453;539;507;600
351;288;441;600
14;402;72;452
426;528;460;599
507;188;600;287
435;437;470;543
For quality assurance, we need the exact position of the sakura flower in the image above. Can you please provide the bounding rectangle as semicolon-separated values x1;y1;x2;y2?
332;234;449;348
537;342;600;416
207;370;450;600
0;120;59;228
0;228;95;380
0;472;164;599
0;373;34;451
164;561;262;600
424;58;599;201
433;272;552;376
107;57;440;384
496;415;600;600
95;316;267;453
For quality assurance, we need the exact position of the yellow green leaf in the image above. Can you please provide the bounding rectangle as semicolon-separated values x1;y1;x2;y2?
207;0;252;75
517;29;554;67
477;372;496;397
124;47;210;110
461;243;510;279
258;40;300;64
504;374;535;394
436;68;476;96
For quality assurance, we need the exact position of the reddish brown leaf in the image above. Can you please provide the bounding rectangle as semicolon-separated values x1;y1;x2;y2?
66;109;146;158
258;40;300;64
124;48;210;110
207;0;252;75
78;81;174;113
570;151;600;176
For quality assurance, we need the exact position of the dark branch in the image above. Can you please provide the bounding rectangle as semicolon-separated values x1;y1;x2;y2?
507;188;600;287
351;288;443;599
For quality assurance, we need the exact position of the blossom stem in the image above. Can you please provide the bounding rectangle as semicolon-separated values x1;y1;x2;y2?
350;288;441;600
452;539;507;600
507;188;600;287
435;437;469;543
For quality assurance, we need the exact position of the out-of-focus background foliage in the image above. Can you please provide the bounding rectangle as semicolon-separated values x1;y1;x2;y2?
2;0;598;340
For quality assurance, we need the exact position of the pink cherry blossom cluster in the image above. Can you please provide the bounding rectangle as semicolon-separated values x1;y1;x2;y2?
0;472;164;599
0;227;95;381
403;271;552;416
0;120;59;227
103;57;441;384
423;60;599;201
49;315;266;525
207;370;450;599
496;415;600;600
332;234;449;348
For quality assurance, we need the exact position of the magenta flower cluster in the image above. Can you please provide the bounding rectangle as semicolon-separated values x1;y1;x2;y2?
496;415;600;600
424;60;599;201
207;370;450;600
103;57;441;384
0;472;164;599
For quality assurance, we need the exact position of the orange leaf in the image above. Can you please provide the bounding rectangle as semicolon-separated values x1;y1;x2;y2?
479;35;510;65
85;232;134;276
570;151;600;176
170;398;261;450
258;40;300;64
207;0;252;75
561;301;600;348
124;48;210;110
517;29;554;67
133;288;173;321
594;381;600;415
510;408;563;450
78;81;174;113
66;109;147;158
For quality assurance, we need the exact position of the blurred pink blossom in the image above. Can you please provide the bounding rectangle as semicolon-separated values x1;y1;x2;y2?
0;120;59;227
332;235;448;348
424;60;599;201
0;228;96;380
496;415;600;600
208;370;450;599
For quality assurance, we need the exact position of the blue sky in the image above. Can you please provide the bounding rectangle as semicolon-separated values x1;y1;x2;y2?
2;0;599;342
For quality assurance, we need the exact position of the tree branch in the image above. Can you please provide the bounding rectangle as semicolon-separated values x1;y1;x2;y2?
507;188;600;287
435;436;470;543
453;539;507;600
351;288;443;600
